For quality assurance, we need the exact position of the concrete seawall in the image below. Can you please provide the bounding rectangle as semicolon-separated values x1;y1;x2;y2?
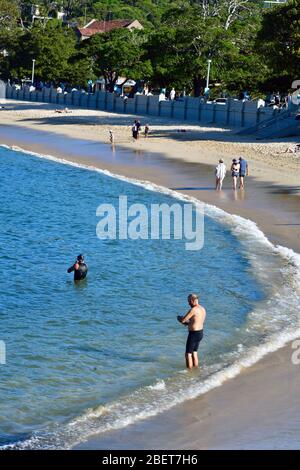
3;82;278;128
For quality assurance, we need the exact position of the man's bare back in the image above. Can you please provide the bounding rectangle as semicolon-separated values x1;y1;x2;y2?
187;305;206;331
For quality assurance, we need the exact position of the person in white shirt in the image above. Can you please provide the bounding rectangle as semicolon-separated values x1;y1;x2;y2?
215;158;227;190
170;87;176;100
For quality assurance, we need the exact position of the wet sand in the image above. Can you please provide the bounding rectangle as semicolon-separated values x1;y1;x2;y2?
1;104;300;449
76;343;300;450
1;99;300;190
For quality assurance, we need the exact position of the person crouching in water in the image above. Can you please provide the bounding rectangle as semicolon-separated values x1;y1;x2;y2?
215;158;226;190
177;294;206;369
67;254;88;282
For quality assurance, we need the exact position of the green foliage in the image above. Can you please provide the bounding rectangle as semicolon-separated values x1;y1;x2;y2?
148;4;266;95
0;0;21;77
0;0;20;27
61;0;184;26
0;0;21;49
0;0;296;95
256;0;300;90
2;21;92;84
82;27;152;90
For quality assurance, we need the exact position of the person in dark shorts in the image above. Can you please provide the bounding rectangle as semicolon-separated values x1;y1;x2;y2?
185;330;204;354
177;293;206;369
231;158;240;190
239;156;249;189
67;254;88;282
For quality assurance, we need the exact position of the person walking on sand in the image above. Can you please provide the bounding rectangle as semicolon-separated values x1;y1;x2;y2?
136;119;141;139
132;122;138;141
231;158;240;190
177;294;206;369
109;129;114;145
215;158;226;190
132;119;141;140
144;124;150;138
239;156;249;189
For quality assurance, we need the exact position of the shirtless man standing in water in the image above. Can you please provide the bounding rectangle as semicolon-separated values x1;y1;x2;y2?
177;294;206;369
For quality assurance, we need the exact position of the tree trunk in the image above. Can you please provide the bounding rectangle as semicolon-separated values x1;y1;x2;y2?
193;76;205;97
107;82;115;93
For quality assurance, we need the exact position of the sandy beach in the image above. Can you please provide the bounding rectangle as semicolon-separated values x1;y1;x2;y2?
1;99;300;190
1;99;300;449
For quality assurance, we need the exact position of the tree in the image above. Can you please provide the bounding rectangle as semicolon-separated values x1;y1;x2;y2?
191;0;263;29
216;1;267;94
256;0;300;89
0;0;22;78
0;0;20;28
60;0;187;27
147;3;267;96
220;0;263;30
82;27;152;91
148;7;241;95
4;21;92;84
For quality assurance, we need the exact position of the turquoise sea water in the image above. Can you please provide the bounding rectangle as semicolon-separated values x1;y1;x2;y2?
0;145;299;449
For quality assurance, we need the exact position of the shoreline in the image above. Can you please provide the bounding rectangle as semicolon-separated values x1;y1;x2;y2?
1;99;300;189
75;342;300;450
1;100;300;449
1;126;300;253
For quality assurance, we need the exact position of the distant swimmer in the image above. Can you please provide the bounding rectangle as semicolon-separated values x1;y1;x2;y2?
67;254;88;282
177;293;206;369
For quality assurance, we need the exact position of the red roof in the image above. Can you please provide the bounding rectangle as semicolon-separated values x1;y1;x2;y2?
78;19;133;37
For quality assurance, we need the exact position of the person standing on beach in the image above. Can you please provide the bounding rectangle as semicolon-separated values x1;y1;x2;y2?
132;122;138;140
67;254;88;282
144;124;150;138
239;156;249;189
215;158;227;190
170;87;176;100
136;119;141;139
109;129;114;145
177;294;206;369
231;159;240;190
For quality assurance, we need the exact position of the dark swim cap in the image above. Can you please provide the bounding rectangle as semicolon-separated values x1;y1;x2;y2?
77;254;84;261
